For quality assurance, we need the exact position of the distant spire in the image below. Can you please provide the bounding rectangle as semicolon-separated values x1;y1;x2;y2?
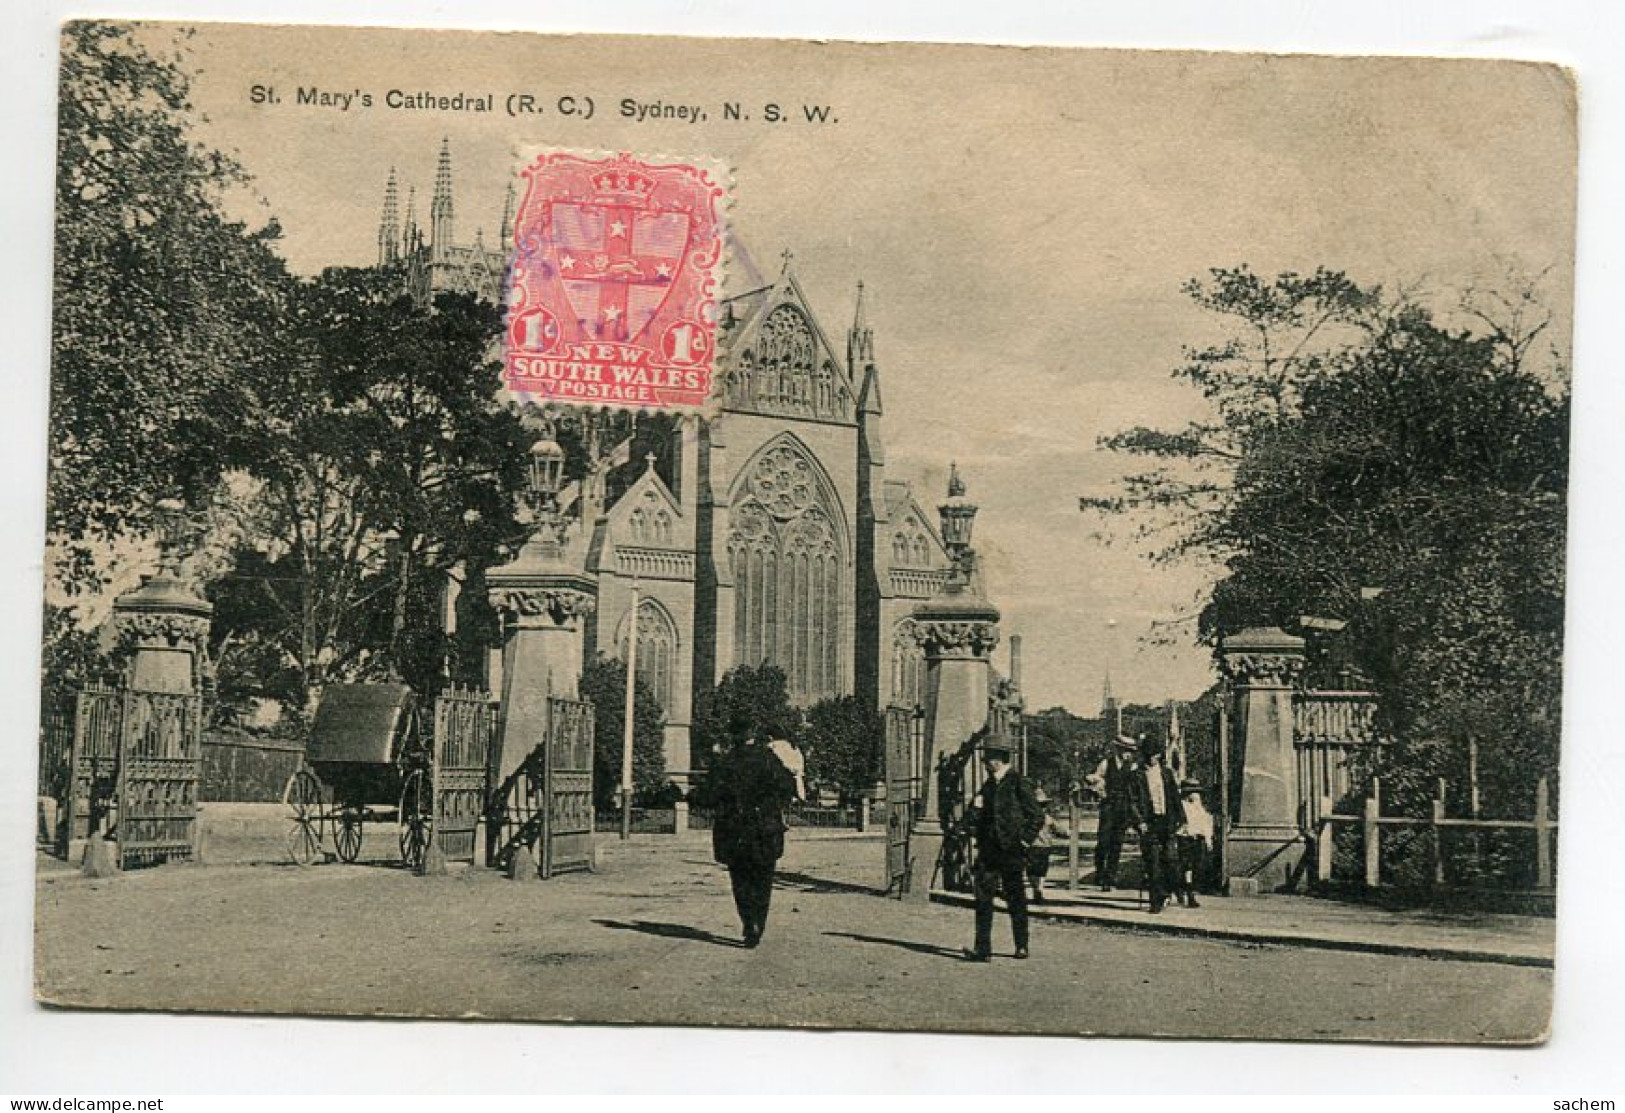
1102;668;1118;716
377;168;400;266
500;181;517;247
430;138;454;260
402;185;418;255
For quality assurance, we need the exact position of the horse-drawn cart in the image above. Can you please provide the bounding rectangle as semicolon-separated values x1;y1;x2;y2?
282;683;435;868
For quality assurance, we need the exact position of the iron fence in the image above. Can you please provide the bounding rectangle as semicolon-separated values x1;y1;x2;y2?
594;807;678;834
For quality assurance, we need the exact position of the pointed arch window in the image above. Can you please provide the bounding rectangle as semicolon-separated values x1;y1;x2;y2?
619;598;679;715
728;440;846;703
726;304;853;421
892;618;924;706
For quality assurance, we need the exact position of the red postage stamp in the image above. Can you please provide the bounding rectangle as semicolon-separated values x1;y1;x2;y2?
502;150;727;412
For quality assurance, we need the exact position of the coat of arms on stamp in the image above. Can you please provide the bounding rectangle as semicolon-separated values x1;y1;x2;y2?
503;149;727;412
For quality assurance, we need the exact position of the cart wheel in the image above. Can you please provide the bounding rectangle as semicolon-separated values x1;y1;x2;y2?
399;769;432;871
335;804;364;863
283;767;326;867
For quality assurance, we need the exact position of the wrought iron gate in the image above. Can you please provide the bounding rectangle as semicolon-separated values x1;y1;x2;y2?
115;690;204;868
432;686;498;864
44;683;203;869
884;705;917;896
485;692;595;877
55;683;122;856
542;695;595;877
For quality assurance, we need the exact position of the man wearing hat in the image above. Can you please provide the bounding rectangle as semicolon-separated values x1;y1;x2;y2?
963;733;1045;961
1127;738;1186;914
1085;734;1140;890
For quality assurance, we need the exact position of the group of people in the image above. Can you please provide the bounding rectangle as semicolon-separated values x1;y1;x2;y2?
962;731;1214;961
698;718;1213;960
1087;733;1212;912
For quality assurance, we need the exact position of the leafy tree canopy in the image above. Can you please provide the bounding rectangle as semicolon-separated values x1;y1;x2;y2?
694;664;801;764
51;23;292;588
578;653;666;808
1084;266;1568;812
802;695;881;801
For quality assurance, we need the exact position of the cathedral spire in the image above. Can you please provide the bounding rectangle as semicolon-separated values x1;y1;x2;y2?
500;181;517;248
849;279;878;396
377;168;400;267
402;185;418;256
430;138;454;262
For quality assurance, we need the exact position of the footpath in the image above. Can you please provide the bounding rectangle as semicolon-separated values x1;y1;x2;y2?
928;884;1554;968
41;801;1557;970
918;811;1556;968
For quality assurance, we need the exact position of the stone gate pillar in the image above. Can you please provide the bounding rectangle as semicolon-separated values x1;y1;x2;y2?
487;431;598;784
99;563;212;872
1220;626;1306;894
903;465;1000;901
112;572;212;695
487;572;597;784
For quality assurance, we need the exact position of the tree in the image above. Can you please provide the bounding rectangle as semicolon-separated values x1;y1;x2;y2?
205;269;532;709
802;696;881;802
1023;706;1099;797
578;654;666;809
693;664;801;768
1084;267;1568;812
50;23;292;594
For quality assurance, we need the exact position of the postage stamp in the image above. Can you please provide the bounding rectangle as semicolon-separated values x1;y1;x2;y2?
502;149;727;413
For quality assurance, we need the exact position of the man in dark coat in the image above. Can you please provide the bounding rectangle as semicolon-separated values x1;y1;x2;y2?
1126;739;1186;914
963;739;1044;961
1087;734;1139;890
707;726;798;947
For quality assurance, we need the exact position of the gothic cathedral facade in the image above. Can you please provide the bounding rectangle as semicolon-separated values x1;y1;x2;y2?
383;144;958;781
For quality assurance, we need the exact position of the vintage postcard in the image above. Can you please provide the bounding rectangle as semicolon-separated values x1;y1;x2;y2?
35;20;1574;1044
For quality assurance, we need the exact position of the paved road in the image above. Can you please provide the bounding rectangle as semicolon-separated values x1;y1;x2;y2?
34;833;1550;1043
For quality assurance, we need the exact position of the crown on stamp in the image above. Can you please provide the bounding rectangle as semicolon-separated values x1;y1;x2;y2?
592;168;656;202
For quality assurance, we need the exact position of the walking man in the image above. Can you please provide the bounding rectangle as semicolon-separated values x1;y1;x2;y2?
963;737;1044;962
1087;734;1139;890
708;723;798;947
1127;739;1185;914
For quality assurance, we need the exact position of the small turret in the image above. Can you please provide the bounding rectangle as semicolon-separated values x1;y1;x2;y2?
430;138;454;262
500;181;517;248
377;168;400;267
848;279;876;374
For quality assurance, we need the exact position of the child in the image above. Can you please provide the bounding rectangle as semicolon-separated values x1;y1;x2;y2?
1174;778;1212;908
1025;788;1058;904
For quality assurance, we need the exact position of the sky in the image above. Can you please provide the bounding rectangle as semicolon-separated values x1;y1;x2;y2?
153;23;1577;713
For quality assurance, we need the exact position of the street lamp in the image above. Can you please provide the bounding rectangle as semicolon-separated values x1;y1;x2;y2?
529;434;565;502
527;432;568;549
937;463;978;585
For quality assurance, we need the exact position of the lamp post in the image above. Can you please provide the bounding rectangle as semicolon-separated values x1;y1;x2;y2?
485;418;598;817
621;581;639;841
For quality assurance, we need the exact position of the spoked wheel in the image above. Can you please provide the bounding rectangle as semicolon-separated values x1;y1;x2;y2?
335;803;364;863
283;767;326;866
398;769;432;871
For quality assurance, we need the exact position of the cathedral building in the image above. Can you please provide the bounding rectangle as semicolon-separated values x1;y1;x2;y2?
380;144;970;782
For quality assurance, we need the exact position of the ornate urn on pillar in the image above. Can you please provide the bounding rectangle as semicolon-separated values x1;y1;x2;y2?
112;499;212;695
486;424;598;781
903;465;1001;899
1219;625;1307;894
